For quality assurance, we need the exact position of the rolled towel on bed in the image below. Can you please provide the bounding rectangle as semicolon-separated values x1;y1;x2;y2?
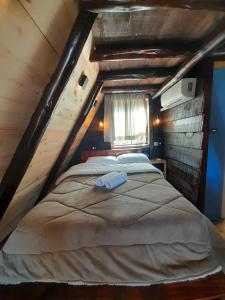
96;172;128;189
95;172;118;187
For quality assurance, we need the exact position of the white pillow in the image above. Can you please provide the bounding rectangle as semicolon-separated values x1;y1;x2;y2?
117;153;149;164
86;156;118;164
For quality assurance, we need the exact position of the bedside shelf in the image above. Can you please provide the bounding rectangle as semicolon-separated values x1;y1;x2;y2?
150;159;167;178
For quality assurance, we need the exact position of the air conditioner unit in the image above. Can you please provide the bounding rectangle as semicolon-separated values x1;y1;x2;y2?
160;78;197;111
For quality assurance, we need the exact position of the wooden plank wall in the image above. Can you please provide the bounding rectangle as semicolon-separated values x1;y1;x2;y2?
162;93;205;204
0;1;99;241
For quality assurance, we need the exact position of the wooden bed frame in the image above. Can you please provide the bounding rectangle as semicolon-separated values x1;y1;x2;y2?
81;148;143;162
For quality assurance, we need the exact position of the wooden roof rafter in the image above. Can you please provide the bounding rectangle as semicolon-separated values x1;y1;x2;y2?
99;67;178;81
102;84;161;94
90;42;191;62
91;41;225;63
80;0;225;12
152;20;225;99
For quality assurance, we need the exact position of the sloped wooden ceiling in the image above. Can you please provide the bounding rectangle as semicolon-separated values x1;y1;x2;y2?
91;8;225;89
0;1;99;241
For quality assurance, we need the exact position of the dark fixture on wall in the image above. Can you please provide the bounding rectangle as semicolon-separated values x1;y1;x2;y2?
92;99;97;107
78;73;89;88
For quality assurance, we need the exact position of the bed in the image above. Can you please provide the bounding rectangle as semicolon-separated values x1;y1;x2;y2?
0;161;225;285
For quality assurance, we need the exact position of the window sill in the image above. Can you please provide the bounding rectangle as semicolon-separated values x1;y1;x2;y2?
112;145;149;150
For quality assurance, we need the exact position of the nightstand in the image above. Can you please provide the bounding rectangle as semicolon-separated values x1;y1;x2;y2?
150;159;167;178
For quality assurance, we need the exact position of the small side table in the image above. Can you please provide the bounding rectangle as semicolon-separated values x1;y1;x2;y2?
150;159;167;178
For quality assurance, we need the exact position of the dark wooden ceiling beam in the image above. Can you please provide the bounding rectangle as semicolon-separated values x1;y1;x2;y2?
152;23;225;100
38;76;104;200
102;84;160;94
99;67;177;81
80;0;225;12
0;11;97;221
90;43;189;62
91;41;225;62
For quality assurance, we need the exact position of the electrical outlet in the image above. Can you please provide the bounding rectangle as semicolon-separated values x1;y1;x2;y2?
154;142;159;147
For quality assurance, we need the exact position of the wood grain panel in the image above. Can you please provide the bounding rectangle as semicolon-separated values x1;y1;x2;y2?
104;77;167;87
19;0;78;55
93;10;225;44
0;0;58;180
99;57;184;70
63;92;105;170
167;159;200;203
0;1;99;240
162;94;204;122
163;115;203;133
164;132;203;149
165;145;202;169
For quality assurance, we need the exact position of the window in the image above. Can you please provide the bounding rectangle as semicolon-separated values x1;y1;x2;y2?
104;93;149;147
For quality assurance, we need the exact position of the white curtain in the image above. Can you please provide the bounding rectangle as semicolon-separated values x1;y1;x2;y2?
104;93;149;145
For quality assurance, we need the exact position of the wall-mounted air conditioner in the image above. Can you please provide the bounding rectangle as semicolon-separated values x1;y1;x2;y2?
160;78;197;111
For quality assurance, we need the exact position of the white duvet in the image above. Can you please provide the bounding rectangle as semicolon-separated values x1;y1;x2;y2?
0;163;225;285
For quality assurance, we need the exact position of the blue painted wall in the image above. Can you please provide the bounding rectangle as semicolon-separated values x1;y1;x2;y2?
204;67;225;221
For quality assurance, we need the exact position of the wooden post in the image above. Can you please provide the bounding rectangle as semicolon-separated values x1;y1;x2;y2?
0;11;97;221
38;76;103;201
198;59;214;211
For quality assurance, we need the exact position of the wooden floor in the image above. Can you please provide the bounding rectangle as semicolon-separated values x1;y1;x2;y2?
0;272;225;300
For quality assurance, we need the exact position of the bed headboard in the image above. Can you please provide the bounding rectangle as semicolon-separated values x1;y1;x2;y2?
81;149;142;162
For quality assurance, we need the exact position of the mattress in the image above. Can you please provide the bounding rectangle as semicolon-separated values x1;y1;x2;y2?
0;162;225;285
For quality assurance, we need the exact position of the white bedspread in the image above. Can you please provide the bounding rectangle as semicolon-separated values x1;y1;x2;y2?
0;163;225;285
56;162;162;184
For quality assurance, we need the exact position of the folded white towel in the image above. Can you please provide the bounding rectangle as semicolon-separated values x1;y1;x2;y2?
96;172;128;189
96;172;118;187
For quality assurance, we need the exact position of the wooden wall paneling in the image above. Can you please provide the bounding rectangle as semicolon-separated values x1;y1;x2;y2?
0;0;99;240
64;92;105;168
19;0;78;55
167;171;199;203
167;158;200;203
0;0;59;181
0;10;97;222
0;30;99;240
38;76;103;200
0;177;44;243
165;145;203;169
162;94;204;122
164;132;203;149
163;115;204;133
167;158;200;178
